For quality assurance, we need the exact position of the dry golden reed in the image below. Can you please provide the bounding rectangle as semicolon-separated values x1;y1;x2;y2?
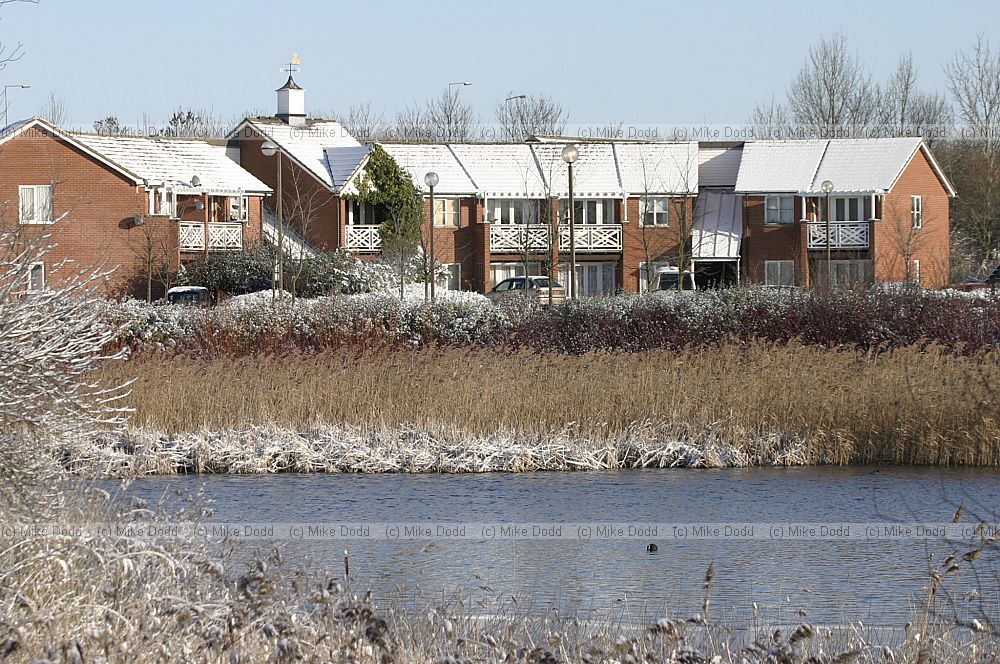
101;342;1000;467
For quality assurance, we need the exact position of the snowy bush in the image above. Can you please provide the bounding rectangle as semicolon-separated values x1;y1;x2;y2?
106;286;1000;355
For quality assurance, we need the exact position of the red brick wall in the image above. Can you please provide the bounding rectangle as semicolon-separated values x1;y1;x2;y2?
620;196;689;292
0;129;177;298
740;196;809;284
873;149;951;288
235;129;341;250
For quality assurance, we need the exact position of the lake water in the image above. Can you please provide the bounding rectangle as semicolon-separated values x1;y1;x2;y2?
113;466;998;627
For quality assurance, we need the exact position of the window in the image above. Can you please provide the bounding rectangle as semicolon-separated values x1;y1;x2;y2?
559;198;615;224
27;262;45;291
346;201;388;225
912;259;921;285
765;196;794;224
491;199;540;225
559;261;616;296
820;196;873;222
911;196;923;229
19;185;53;224
156;187;177;218
832;259;871;287
433;198;460;227
230;196;249;222
436;263;461;291
640;197;670;226
764;260;795;286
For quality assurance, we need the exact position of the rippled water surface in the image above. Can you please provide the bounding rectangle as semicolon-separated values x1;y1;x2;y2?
115;466;998;626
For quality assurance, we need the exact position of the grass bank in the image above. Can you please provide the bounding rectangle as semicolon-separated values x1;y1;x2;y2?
83;342;1000;474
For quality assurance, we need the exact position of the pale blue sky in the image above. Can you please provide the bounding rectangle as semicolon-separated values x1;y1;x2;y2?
1;0;992;129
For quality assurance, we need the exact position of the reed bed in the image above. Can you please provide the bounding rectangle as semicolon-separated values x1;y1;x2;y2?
87;342;1000;473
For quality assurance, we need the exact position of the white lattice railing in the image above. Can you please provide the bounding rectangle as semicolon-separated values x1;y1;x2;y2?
490;224;551;252
208;222;243;250
558;224;623;252
344;225;382;252
807;222;870;249
179;222;205;251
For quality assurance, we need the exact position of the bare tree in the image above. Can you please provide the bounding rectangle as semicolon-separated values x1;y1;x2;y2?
125;215;176;302
337;101;385;143
786;32;878;136
37;91;68;126
392;89;479;143
0;0;36;74
878;53;952;142
749;96;793;139
946;34;1000;157
495;92;567;142
877;197;932;284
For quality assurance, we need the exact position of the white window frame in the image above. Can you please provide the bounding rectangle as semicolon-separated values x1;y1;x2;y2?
230;195;249;222
639;197;670;227
19;185;53;225
490;199;540;225
764;195;794;225
911;195;923;229
559;198;615;225
433;197;460;227
764;260;795;286
27;261;45;292
912;258;921;285
436;263;462;291
831;259;871;287
820;196;872;223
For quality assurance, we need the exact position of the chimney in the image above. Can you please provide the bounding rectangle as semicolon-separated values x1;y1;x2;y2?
276;54;306;126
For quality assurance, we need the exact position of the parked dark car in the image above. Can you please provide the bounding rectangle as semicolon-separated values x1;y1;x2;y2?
166;286;210;305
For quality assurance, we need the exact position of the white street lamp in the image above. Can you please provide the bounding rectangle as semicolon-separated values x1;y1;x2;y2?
424;171;440;303
821;179;834;289
562;144;579;300
2;84;31;128
262;140;284;293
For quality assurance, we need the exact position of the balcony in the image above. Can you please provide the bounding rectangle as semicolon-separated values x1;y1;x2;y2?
344;225;382;252
489;224;622;253
179;222;243;252
806;222;869;250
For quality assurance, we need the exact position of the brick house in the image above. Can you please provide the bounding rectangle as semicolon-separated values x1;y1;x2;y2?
731;138;956;289
0;117;271;297
227;74;955;294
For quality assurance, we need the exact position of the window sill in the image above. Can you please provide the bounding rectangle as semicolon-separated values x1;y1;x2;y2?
19;220;54;225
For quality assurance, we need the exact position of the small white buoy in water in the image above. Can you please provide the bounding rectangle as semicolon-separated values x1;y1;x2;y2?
646;543;658;553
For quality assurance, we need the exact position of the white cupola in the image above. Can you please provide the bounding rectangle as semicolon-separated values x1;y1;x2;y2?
276;54;306;126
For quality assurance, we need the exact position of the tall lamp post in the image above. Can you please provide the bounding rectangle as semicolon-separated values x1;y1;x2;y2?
261;140;284;293
2;84;30;128
561;144;579;299
424;172;439;303
821;179;834;289
445;81;472;142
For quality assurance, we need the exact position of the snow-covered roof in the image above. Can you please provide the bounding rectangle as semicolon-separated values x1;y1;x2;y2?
615;143;699;194
378;143;477;195
735;140;828;193
530;143;622;198
735;138;955;195
232;118;362;192
449;144;547;198
810;138;922;193
75;134;271;194
1;117;269;194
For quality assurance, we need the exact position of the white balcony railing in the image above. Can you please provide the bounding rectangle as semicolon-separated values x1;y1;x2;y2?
807;222;870;250
179;222;205;251
558;224;623;252
490;224;550;252
208;223;244;250
179;222;243;252
489;223;623;253
344;225;382;252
